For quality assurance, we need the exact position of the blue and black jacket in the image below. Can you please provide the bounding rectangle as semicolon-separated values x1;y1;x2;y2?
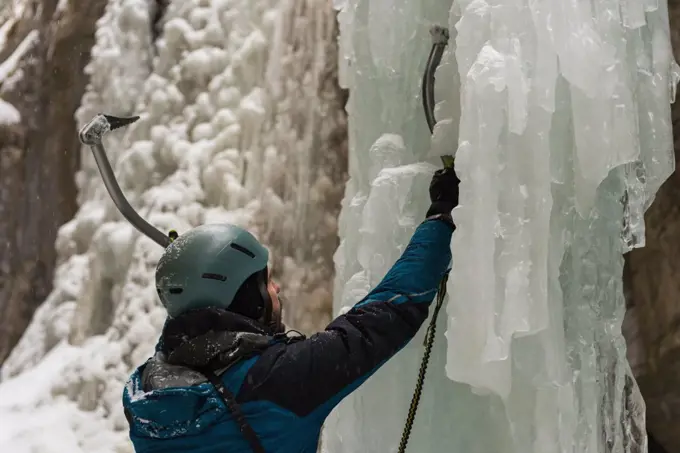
122;218;453;452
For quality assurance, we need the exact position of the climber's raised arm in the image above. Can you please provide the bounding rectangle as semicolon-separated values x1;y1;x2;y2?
235;167;460;420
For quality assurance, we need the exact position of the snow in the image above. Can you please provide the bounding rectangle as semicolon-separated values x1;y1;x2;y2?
0;341;125;453
0;97;20;124
0;18;16;55
57;0;69;14
0;29;37;86
322;0;676;452
0;0;344;451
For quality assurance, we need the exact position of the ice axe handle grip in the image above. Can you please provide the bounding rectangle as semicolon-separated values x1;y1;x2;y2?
89;142;171;248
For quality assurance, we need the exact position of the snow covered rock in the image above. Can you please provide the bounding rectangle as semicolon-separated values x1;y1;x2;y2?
0;0;109;368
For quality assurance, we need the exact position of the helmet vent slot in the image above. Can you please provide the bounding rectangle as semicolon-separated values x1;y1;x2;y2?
202;273;227;281
168;288;183;294
229;243;255;258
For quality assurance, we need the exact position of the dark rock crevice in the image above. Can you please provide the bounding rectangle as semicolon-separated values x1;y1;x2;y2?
151;0;170;44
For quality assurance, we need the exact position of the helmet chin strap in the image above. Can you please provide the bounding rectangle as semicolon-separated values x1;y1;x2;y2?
268;307;284;335
256;268;284;335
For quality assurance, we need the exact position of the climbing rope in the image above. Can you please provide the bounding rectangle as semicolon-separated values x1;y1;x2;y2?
397;25;453;453
397;274;449;453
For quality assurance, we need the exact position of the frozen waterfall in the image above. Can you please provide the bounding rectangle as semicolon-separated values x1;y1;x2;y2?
322;0;678;452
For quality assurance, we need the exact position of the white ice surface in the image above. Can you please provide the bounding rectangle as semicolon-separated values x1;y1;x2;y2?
322;0;677;452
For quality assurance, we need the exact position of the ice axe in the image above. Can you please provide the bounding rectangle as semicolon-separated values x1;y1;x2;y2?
398;25;452;453
422;25;454;169
78;113;177;248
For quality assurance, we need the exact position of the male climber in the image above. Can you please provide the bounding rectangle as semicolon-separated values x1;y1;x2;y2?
122;166;460;453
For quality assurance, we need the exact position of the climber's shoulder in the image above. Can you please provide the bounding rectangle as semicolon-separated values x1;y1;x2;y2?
121;355;322;451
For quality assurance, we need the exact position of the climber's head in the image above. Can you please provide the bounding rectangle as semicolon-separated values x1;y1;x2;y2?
155;224;284;334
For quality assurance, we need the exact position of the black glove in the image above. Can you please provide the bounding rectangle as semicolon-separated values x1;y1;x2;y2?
426;167;460;218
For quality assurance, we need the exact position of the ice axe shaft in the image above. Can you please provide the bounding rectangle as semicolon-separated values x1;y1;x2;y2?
422;25;454;169
78;113;171;248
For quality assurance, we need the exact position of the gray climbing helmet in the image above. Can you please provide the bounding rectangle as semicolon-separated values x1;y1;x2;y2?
155;224;269;318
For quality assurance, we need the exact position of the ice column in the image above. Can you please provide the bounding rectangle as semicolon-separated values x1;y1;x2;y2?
323;0;677;452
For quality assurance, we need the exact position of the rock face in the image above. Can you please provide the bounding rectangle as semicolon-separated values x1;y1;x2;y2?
622;2;680;452
0;0;108;365
624;107;680;451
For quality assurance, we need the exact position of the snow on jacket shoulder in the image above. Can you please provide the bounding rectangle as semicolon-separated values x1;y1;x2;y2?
122;218;453;453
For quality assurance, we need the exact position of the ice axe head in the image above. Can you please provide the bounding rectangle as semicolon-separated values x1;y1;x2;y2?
78;112;173;248
79;113;140;145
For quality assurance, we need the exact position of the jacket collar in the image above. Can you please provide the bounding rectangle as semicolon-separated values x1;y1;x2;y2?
157;307;271;371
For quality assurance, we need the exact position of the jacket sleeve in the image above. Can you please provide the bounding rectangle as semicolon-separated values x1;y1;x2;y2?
236;218;453;420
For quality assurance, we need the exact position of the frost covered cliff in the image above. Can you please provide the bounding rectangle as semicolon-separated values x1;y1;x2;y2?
0;0;346;451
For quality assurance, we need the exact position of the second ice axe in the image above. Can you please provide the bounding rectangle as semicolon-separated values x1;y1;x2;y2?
78;113;176;248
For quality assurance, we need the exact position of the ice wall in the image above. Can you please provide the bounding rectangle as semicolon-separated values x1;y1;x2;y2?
0;0;345;451
322;0;678;452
